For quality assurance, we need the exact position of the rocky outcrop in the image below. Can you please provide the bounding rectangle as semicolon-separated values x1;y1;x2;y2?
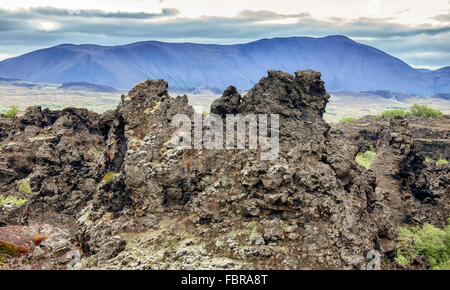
0;107;104;228
0;70;448;270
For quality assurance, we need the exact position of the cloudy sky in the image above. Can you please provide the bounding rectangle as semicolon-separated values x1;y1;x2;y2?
0;0;449;69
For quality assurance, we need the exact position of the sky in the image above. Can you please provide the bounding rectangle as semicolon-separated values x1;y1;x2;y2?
0;0;449;69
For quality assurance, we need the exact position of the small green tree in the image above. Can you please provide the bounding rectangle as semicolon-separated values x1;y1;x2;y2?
409;104;443;118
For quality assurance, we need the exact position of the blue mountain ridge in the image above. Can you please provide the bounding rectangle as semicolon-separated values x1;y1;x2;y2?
0;35;448;95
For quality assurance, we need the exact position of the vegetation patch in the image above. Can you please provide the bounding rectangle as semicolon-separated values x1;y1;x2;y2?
355;146;376;169
424;156;448;166
339;116;361;123
18;179;32;194
101;172;119;184
4;105;21;118
377;104;443;118
409;104;444;118
33;234;47;245
0;240;30;257
395;220;450;270
0;195;27;206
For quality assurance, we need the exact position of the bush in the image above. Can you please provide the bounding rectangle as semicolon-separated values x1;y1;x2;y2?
409;104;443;118
377;105;443;119
4;105;21;118
396;220;450;269
339;116;360;123
377;109;410;118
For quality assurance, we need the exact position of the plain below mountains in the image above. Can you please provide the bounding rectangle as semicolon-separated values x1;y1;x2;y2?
58;82;118;93
0;35;448;95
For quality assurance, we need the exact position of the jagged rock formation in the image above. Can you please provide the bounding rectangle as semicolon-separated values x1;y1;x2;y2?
0;107;104;228
0;70;448;270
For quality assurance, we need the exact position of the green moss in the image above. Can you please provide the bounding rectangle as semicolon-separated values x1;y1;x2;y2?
424;156;448;166
355;149;376;169
0;240;29;256
0;195;27;206
395;220;450;269
339;116;361;123
18;180;31;194
87;148;100;157
425;156;434;163
101;172;119;184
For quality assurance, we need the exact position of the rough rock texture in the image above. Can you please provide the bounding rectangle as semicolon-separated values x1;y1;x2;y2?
0;106;104;229
0;70;448;270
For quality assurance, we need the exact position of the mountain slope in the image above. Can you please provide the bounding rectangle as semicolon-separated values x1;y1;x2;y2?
428;66;450;94
0;36;445;95
58;82;118;93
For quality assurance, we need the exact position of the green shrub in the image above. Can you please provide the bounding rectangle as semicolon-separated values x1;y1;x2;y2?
377;109;410;118
396;220;450;269
355;148;376;169
377;105;443;119
4;105;21;118
409;104;443;118
339;116;361;123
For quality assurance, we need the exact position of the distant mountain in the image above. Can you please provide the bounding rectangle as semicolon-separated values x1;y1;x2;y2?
169;85;222;95
58;81;118;93
360;90;415;101
0;36;448;95
427;66;450;94
0;76;20;82
415;68;432;73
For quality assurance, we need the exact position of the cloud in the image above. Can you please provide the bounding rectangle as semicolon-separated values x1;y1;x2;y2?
0;6;448;67
433;11;450;22
0;6;180;19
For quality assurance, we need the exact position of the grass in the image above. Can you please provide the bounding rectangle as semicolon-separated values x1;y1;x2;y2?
395;220;450;270
355;145;376;169
4;105;21;118
339;116;361;123
377;104;444;119
0;195;27;206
